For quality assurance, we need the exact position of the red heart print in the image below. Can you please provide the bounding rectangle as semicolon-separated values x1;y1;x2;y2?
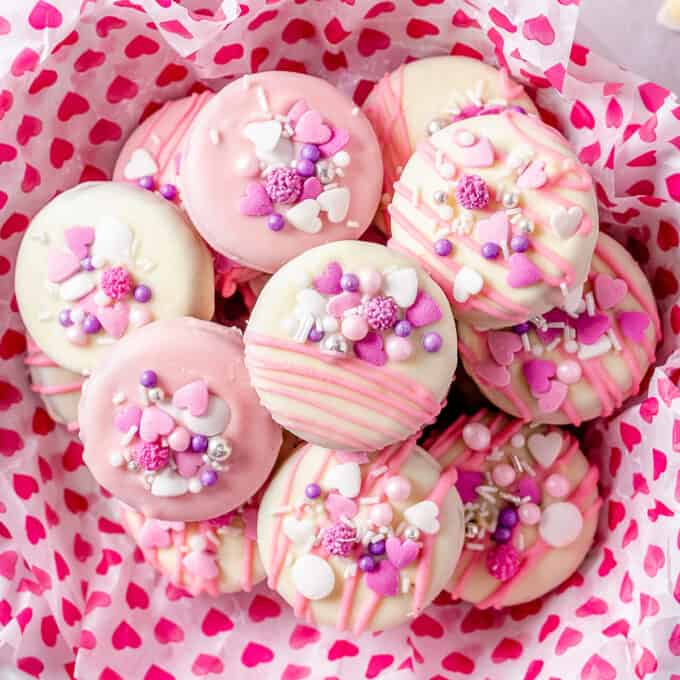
608;500;626;530
106;75;138;104
154;617;184;644
328;639;358;660
13;474;38;500
410;613;443;638
192;654;224;676
84;590;111;614
248;594;281;622
0;381;21;410
64;488;88;514
366;654;394;678
25;515;45;544
442;652;475;674
126;581;149;610
570;101;595;129
96;16;127;38
639;82;669;113
29;69;57;94
22;164;40;193
281;665;310;680
357;28;390;57
54;551;70;581
241;642;274;667
62;441;84;470
555;627;583;655
74;49;106;73
40;614;58;647
201;607;233;636
0;427;23;457
0;551;17;580
28;1;62;29
96;548;122;575
89;119;122;144
11;48;39;77
156;63;188;87
0;143;16;166
111;620;141;650
214;43;244;65
62;597;81;626
522;14;555;45
58;91;89;121
125;35;160;58
643;544;665;577
282;18;316;44
620;422;641;451
79;630;96;650
491;637;523;662
575;596;608;617
289;625;320;649
652;447;666;479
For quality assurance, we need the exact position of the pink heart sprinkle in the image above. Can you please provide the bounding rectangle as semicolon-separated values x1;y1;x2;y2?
139;406;175;443
574;312;610;345
97;301;130;339
475;211;509;247
64;226;94;259
175;451;203;478
476;361;510;387
139;519;171;549
325;493;358;522
114;405;142;433
537;380;568;413
459;135;494;167
319;128;350;158
300;176;322;200
326;292;361;318
593;274;628;310
172;380;209;417
353;331;387;366
365;559;399;596
522;358;556;395
47;248;80;283
507;253;542;288
385;536;420;569
617;311;650;342
286;99;309;127
487;330;522;366
405;291;442;328
182;550;218;579
455;469;485;503
294;109;332;145
535;308;570;344
314;261;343;294
517;476;541;504
239;182;273;217
516;160;547;189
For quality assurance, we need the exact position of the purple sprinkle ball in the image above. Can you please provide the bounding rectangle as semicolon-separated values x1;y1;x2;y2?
340;273;360;292
139;370;157;388
82;314;102;334
300;144;321;162
81;257;94;271
481;242;501;260
133;284;152;303
492;526;512;543
264;167;303;204
58;309;73;327
267;213;285;232
135;441;170;471
358;554;377;572
295;159;316;178
308;327;324;342
509;105;527;114
305;483;321;499
191;435;209;453
200;469;218;487
322;522;357;557
498;506;519;529
422;332;442;353
455;174;490;210
138;176;155;191
510;234;530;253
368;539;386;556
159;183;178;200
513;322;530;335
394;320;412;338
434;238;453;256
365;296;399;330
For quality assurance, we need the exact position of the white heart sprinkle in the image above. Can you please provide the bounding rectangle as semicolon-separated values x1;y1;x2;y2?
291;554;335;600
453;266;483;303
123;148;158;180
577;336;612;360
404;500;440;534
256;137;294;168
244;119;282;152
383;267;418;308
295;288;327;318
283;516;316;545
550;206;583;239
332;151;351;167
91;216;133;265
539;502;583;547
59;272;95;301
286;199;322;234
562;283;584;315
324;462;361;498
317;187;351;223
181;396;230;437
527;431;563;468
151;468;189;497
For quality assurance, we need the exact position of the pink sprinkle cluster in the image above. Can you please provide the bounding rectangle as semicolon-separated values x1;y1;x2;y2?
101;266;133;300
322;522;357;557
455;174;490;210
264;167;303;204
365;296;399;330
135;441;170;472
486;543;521;581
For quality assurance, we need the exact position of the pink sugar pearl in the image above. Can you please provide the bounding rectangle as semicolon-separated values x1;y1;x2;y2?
492;463;516;487
235;154;260;177
518;502;541;525
385;335;413;361
545;473;570;499
486;543;521;581
66;326;87;345
370;503;393;526
341;315;369;341
130;307;153;327
462;423;491;451
557;360;582;384
384;475;411;501
168;426;190;452
359;269;382;296
101;266;133;300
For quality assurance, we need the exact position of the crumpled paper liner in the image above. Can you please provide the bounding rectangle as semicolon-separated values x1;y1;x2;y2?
0;1;678;678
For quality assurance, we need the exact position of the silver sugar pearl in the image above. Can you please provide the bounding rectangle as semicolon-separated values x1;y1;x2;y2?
403;526;420;541
127;460;138;471
148;387;164;402
426;117;449;136
502;191;519;209
316;161;336;184
433;190;448;204
465;523;480;539
208;437;231;461
518;217;533;233
320;333;351;357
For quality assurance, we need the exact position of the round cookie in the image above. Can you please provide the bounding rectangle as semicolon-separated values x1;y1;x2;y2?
180;71;383;273
258;440;464;633
388;110;599;329
244;241;458;451
78;318;282;521
425;409;601;608
363;56;537;234
15;182;215;374
25;337;83;432
113;92;214;207
120;500;264;595
458;233;661;425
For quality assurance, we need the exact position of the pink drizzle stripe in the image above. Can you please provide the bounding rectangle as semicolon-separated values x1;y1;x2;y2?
31;382;83;396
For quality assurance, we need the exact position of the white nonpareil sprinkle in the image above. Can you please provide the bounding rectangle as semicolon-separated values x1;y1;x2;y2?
521;334;531;352
524;460;536;477
487;448;505;461
273;505;292;516
242;74;251;90
256;86;269;112
532;344;544;357
351;106;360;117
32;230;49;244
344;564;357;579
585;292;596;316
516;532;526;551
346;220;360;229
505;207;521;215
512;454;524;473
608;329;622;351
465;543;485;551
120;425;137;446
209;128;221;145
368;465;388;478
546;337;561;352
112;392;126;405
500;492;521;505
401;575;411;594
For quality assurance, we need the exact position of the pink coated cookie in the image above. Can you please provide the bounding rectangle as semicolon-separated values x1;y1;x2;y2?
425;409;601;608
113;92;214;208
257;440;464;633
244;241;458;451
25;337;83;432
363;56;537;234
120;499;264;596
78;318;282;521
180;71;383;273
458;233;661;425
15;182;215;374
388;110;599;329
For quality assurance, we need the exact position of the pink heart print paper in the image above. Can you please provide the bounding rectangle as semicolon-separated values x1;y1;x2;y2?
0;1;679;679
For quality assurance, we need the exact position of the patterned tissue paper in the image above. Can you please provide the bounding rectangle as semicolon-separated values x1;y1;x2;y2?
0;1;678;678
